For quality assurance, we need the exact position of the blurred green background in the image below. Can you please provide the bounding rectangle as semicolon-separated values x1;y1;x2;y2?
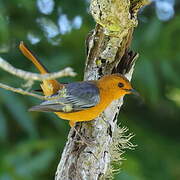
0;0;180;179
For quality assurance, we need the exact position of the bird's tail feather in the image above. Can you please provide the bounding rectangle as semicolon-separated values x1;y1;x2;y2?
19;41;63;96
19;41;49;74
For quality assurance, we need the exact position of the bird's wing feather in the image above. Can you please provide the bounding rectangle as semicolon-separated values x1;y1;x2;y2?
29;81;100;112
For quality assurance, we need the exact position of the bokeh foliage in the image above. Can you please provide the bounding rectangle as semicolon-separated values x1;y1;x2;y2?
0;0;180;179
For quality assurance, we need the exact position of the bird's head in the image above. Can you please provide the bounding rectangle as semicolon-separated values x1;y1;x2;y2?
98;74;139;100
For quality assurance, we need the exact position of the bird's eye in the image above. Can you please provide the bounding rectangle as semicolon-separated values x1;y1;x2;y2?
118;82;124;88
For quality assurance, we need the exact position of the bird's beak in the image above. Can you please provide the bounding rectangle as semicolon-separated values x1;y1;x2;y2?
125;88;140;96
129;89;140;96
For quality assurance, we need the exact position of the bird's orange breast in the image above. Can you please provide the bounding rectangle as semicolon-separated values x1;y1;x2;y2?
55;89;112;126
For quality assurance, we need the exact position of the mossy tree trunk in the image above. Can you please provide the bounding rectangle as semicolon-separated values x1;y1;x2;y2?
55;0;150;179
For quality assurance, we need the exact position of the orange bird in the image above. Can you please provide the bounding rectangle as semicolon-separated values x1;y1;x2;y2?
19;42;137;127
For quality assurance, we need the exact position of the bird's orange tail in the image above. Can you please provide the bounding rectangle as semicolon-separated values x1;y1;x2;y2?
19;42;63;96
19;41;49;74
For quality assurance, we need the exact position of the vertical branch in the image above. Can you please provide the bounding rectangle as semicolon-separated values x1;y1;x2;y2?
55;0;150;180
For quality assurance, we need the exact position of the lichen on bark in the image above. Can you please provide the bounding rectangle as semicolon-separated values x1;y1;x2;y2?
90;0;136;33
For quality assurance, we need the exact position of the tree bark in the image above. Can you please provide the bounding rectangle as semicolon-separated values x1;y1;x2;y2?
55;0;150;179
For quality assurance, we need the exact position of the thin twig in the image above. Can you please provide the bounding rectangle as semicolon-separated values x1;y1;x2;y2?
0;82;69;101
0;57;76;81
0;82;47;100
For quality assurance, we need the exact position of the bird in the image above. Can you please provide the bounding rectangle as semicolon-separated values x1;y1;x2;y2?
19;42;138;127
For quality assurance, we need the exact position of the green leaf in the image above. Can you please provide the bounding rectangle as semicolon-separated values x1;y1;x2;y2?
135;58;159;105
16;149;54;176
0;108;8;140
0;90;38;137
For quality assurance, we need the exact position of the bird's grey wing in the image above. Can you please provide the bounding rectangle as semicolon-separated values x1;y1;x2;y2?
29;81;100;113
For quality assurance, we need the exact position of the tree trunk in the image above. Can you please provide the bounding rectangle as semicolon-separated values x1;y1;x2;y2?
55;0;150;179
